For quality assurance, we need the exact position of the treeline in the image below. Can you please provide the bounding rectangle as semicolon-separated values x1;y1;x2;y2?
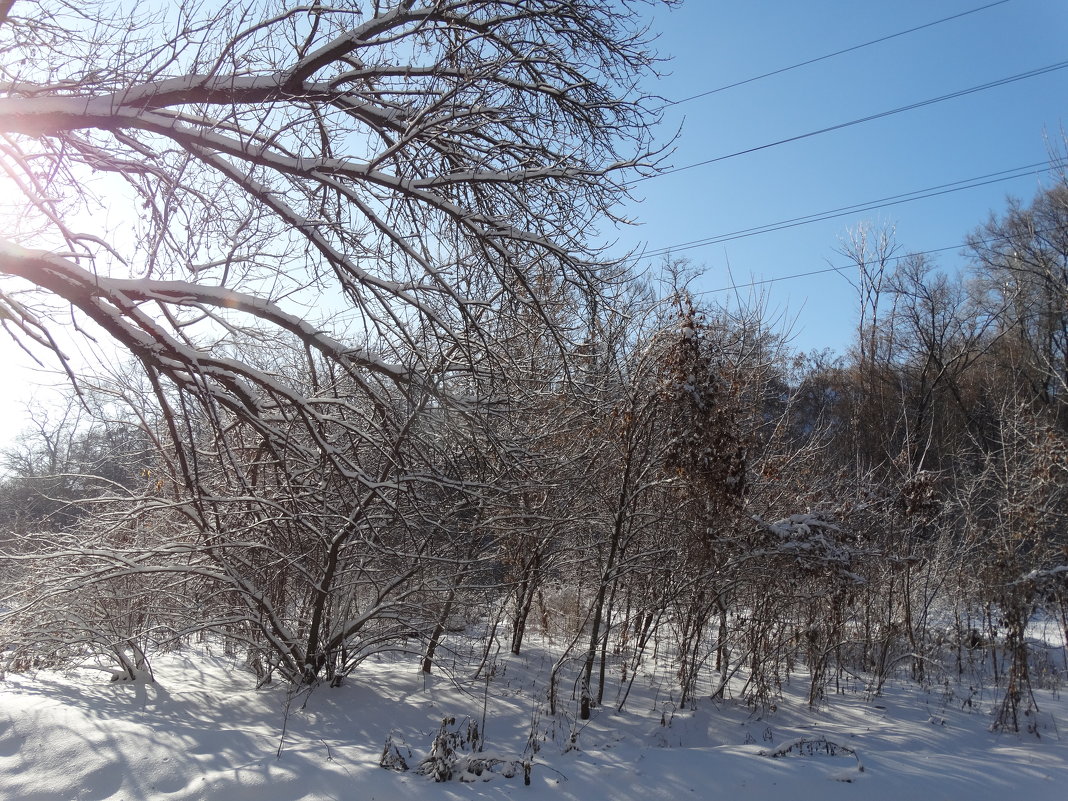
2;180;1067;734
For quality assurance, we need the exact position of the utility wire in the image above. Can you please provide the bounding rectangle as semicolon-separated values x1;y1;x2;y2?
641;59;1068;183
660;0;1012;108
637;161;1053;260
683;225;1062;299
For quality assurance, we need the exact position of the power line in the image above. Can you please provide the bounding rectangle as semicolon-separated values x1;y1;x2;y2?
659;0;1012;109
637;161;1053;260
692;246;947;298
683;225;1062;299
640;59;1068;183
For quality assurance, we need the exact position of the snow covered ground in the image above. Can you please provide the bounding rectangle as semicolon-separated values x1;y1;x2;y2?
1;637;1066;801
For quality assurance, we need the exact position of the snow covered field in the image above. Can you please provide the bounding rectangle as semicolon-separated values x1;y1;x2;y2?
2;635;1066;801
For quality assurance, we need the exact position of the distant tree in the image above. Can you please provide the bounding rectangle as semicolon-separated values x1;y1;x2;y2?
967;180;1068;430
836;222;906;469
883;253;997;470
0;391;152;537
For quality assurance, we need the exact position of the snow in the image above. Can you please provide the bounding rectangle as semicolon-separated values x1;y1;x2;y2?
2;637;1067;801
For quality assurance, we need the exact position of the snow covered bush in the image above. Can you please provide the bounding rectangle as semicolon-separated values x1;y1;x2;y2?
413;716;530;784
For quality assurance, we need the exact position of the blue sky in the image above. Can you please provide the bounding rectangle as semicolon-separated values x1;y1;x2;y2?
609;0;1068;355
1;0;1065;448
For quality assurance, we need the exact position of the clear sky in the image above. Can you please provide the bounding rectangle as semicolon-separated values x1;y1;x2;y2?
1;0;1067;447
610;0;1068;355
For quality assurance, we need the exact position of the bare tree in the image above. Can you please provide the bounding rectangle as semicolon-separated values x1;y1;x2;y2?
836;222;905;468
0;0;671;683
954;399;1068;732
967;180;1068;431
